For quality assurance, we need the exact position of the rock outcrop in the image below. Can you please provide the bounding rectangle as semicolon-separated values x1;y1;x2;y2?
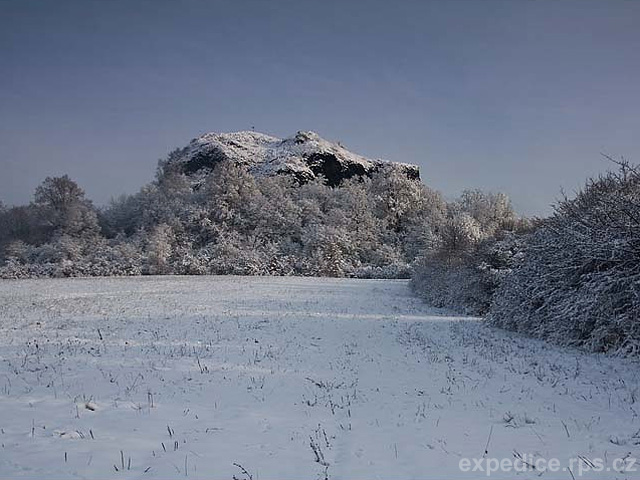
167;130;420;186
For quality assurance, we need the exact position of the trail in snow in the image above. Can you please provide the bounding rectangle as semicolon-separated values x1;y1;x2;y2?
0;276;638;479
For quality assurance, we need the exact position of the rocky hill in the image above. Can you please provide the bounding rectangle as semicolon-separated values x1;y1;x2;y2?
167;130;420;187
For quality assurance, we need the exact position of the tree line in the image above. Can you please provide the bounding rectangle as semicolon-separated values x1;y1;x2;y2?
2;152;637;355
2;158;515;279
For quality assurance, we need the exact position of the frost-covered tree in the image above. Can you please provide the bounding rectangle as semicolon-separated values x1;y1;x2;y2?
0;204;46;248
253;176;303;245
457;189;516;235
439;213;483;257
301;224;354;277
199;160;261;230
145;223;174;275
33;175;99;238
370;166;444;233
99;194;142;237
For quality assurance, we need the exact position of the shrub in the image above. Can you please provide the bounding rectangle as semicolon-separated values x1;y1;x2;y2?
489;162;640;355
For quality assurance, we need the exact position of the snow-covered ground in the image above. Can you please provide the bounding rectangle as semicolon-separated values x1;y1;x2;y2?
0;276;638;479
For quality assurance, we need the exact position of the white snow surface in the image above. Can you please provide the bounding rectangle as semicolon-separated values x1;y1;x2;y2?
0;276;638;479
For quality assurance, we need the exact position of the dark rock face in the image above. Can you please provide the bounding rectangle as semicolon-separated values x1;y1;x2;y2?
305;152;369;187
183;148;228;175
399;164;420;181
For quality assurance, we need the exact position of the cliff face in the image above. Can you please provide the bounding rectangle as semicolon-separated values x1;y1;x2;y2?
167;130;420;186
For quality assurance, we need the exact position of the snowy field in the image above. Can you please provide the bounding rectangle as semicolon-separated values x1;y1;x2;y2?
0;276;639;479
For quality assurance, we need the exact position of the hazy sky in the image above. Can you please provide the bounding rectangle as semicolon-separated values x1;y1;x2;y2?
1;0;639;215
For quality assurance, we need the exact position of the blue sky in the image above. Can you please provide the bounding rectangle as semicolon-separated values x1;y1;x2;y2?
1;0;639;215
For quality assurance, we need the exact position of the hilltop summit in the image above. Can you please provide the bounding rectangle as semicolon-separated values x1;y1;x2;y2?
167;130;420;187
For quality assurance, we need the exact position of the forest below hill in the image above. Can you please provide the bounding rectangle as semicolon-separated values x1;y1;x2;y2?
1;147;638;355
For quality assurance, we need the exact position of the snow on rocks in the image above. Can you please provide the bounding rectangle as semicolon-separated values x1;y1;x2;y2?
172;130;420;186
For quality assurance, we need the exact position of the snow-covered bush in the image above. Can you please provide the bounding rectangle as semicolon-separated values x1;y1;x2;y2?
489;163;640;355
411;231;528;315
0;236;144;279
410;190;524;315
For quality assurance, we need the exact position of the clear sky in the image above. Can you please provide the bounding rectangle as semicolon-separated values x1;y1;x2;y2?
1;0;639;216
